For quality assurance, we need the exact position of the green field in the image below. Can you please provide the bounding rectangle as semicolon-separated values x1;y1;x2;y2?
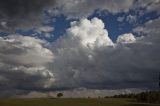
0;98;160;106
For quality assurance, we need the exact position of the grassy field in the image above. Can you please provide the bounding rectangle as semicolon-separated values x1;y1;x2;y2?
0;98;160;106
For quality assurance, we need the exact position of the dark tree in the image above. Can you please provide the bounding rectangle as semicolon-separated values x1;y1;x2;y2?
57;93;63;98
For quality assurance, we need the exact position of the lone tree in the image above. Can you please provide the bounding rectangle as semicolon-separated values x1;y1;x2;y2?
57;93;63;98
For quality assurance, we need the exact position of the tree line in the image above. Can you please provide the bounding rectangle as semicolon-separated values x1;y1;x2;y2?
105;91;160;104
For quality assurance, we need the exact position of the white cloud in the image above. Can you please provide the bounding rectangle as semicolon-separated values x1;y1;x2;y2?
0;35;54;65
36;26;54;34
67;18;114;48
117;33;136;44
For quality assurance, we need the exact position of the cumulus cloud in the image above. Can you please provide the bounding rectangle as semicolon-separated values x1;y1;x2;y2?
0;17;160;97
49;17;160;90
0;35;55;97
67;18;114;48
117;33;136;44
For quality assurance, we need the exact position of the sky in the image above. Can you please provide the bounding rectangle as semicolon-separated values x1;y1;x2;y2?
0;0;160;98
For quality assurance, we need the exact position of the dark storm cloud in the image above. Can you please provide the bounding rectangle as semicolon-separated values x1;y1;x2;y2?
0;0;55;31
